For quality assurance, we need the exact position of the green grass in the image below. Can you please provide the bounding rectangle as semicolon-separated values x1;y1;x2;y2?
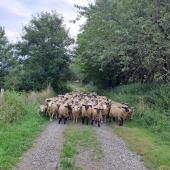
68;81;170;170
60;124;102;170
0;88;54;170
0;113;47;170
112;124;170;170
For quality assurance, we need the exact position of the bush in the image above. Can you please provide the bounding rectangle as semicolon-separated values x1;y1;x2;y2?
0;86;55;123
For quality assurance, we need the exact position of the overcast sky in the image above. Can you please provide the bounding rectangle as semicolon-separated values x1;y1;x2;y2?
0;0;94;42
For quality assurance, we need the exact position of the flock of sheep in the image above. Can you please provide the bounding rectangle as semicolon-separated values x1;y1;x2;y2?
39;91;134;127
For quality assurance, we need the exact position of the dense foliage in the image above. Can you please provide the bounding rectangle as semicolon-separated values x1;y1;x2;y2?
16;11;73;91
75;0;170;87
0;11;73;91
0;27;17;88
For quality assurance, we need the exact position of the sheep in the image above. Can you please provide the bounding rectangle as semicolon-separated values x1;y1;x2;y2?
39;105;47;116
81;104;92;125
58;102;71;124
100;101;111;123
91;106;103;127
41;91;133;126
109;104;133;126
47;101;59;121
72;103;81;123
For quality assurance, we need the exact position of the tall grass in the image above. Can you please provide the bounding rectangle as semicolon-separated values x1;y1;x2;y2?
0;86;55;170
0;85;55;123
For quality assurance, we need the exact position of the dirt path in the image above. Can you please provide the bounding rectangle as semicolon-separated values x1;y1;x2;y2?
14;121;64;170
13;122;148;170
95;125;148;170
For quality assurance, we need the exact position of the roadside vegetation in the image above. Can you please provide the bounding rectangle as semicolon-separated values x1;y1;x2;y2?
60;124;102;170
0;0;169;169
69;82;170;170
0;87;55;170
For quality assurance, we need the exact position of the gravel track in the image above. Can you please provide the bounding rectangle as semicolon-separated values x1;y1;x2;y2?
13;122;148;170
14;121;64;170
95;125;148;170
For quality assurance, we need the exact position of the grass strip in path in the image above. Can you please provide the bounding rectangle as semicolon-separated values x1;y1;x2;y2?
60;124;102;170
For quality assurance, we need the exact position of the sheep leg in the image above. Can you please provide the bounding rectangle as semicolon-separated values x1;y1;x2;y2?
86;117;89;125
58;117;62;124
73;118;75;124
98;121;100;127
118;118;123;126
91;120;94;125
64;117;67;124
52;113;54;120
50;113;52;121
82;117;85;124
102;115;106;123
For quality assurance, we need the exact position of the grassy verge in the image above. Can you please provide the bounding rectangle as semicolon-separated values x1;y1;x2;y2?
60;124;102;170
111;123;170;170
68;82;170;170
0;87;55;170
0;113;47;170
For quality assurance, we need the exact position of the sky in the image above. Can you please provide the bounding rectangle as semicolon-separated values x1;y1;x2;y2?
0;0;94;42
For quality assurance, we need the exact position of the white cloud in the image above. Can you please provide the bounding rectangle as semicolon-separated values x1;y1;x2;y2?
65;0;94;6
0;0;94;42
0;0;31;18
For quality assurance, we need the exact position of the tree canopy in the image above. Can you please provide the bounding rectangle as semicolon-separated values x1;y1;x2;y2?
75;0;170;87
15;11;73;91
0;27;16;88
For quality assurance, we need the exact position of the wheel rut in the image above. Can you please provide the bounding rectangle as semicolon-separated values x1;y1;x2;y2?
14;121;64;170
95;125;148;170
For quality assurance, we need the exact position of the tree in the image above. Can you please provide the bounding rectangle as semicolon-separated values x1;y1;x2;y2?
0;27;15;88
75;0;170;87
17;11;73;91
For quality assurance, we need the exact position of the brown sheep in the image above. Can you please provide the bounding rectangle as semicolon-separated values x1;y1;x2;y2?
47;101;59;121
100;101;111;123
109;105;133;126
91;106;103;127
81;104;92;125
58;102;71;124
72;104;81;123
